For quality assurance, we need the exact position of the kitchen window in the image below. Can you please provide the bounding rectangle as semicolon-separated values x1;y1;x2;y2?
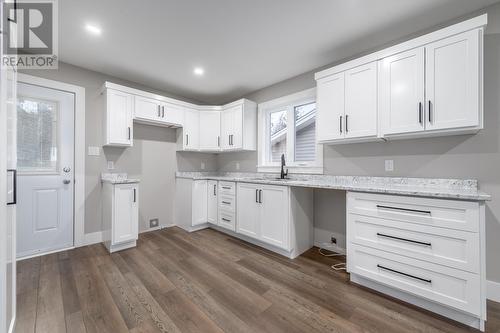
258;88;323;174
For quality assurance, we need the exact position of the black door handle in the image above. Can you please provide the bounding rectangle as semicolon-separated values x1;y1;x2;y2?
377;265;432;284
428;100;432;123
418;102;423;124
376;205;431;215
377;233;432;247
7;169;16;205
340;115;343;133
133;188;136;203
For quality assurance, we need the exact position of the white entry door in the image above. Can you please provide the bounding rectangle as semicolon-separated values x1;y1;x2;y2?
16;82;75;258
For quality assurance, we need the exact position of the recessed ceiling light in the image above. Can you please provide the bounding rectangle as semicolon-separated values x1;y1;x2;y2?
85;24;102;35
193;67;205;76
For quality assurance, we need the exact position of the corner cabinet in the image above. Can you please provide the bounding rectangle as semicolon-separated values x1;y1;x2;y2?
315;14;486;144
102;89;134;147
102;182;139;253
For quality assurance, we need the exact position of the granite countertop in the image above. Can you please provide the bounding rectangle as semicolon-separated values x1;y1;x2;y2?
101;173;140;184
176;172;491;201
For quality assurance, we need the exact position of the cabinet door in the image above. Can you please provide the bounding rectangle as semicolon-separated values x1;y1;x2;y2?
236;183;260;238
183;109;200;150
199;111;221;150
134;95;161;122
220;109;232;149
162;102;184;126
192;180;207;226
207;181;218;224
316;73;345;142
229;105;243;149
425;30;480;131
113;185;138;244
344;62;378;138
107;90;133;146
379;48;425;136
259;185;289;250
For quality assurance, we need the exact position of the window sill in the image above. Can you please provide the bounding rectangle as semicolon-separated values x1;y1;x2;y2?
257;165;323;175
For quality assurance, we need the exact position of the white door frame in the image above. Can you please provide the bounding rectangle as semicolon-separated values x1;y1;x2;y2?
17;74;86;249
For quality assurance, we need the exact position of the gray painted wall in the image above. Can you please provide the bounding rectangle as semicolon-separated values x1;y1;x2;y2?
21;63;217;234
218;3;500;282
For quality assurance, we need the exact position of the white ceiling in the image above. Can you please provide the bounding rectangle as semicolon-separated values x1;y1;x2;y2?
60;0;499;104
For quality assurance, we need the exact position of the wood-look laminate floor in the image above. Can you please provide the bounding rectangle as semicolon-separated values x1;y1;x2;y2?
15;227;500;333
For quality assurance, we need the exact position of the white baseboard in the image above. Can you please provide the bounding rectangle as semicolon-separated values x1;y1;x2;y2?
487;280;500;303
82;231;103;246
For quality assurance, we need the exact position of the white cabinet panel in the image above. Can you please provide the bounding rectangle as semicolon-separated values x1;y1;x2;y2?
134;95;161;122
425;30;480;131
183;109;200;150
207;181;218;224
113;184;138;244
236;183;260;238
162;102;184;126
379;48;425;136
199;111;221;150
192;180;207;226
260;185;289;250
105;89;133;146
220;109;232;149
221;105;243;150
316;73;345;142
344;62;378;139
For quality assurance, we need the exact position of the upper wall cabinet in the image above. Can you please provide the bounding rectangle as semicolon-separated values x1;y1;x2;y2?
316;62;378;144
102;89;134;147
100;82;257;152
315;14;486;144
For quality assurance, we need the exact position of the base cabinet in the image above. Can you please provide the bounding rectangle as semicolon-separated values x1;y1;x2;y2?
207;180;218;224
175;178;208;232
102;182;139;253
347;191;486;331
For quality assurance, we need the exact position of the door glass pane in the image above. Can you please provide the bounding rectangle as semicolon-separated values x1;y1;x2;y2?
17;96;59;173
294;102;316;162
269;109;287;162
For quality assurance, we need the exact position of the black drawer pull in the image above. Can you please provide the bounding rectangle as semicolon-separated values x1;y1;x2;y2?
376;205;431;215
221;218;231;222
222;201;231;205
377;233;431;247
377;264;432;284
222;186;231;190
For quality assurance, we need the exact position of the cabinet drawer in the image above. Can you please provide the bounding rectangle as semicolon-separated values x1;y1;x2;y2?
347;192;479;232
219;181;236;196
219;195;235;212
349;214;479;273
218;210;236;232
350;244;480;316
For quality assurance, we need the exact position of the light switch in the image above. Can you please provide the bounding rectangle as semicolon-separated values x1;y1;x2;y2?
201;162;205;170
107;161;115;170
88;146;100;156
385;160;394;172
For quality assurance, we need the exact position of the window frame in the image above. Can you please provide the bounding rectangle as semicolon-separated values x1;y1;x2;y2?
257;88;323;174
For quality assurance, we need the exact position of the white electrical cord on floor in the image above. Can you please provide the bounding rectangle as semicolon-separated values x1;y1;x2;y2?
318;245;346;271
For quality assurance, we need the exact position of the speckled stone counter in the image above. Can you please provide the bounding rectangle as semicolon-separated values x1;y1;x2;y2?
176;172;490;201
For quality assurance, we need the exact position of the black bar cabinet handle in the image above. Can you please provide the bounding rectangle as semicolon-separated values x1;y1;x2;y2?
222;218;231;222
377;264;432;284
222;186;231;190
186;134;189;146
133;188;136;203
345;115;348;133
7;169;16;205
340;115;343;133
256;189;259;203
222;201;231;205
158;105;161;117
162;106;165;118
213;184;216;196
428;100;432;123
376;205;431;215
418;102;423;124
377;233;432;247
128;127;131;140
259;190;262;203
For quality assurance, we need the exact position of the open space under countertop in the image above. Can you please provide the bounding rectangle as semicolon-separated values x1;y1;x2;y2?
176;172;491;201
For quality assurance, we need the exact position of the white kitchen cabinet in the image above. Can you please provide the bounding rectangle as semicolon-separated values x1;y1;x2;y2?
102;182;139;253
134;95;162;123
162;102;184;126
425;30;481;132
316;72;345;142
102;89;134;147
344;62;378;139
220;100;257;151
175;178;209;232
259;185;289;249
218;181;236;231
379;47;425;136
207;180;218;224
316;15;485;143
182;109;200;150
199;110;221;151
236;183;260;238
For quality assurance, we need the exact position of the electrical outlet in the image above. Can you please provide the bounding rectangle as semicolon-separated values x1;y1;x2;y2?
201;162;205;170
107;161;114;170
149;218;159;228
331;236;337;244
88;146;100;156
385;159;394;172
